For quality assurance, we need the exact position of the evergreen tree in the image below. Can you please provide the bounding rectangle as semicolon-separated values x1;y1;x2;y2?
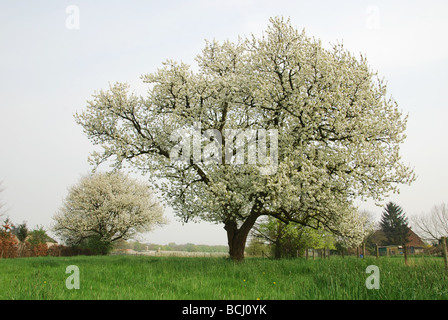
380;202;410;246
13;222;28;242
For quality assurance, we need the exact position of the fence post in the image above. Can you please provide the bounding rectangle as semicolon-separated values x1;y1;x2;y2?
441;237;448;273
403;244;409;266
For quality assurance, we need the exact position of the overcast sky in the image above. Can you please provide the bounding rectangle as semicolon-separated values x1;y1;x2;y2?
1;0;447;245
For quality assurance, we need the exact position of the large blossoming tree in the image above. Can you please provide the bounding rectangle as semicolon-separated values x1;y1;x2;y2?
75;17;415;261
52;172;165;249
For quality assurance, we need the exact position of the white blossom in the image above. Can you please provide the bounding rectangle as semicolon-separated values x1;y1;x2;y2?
75;17;415;258
52;172;165;245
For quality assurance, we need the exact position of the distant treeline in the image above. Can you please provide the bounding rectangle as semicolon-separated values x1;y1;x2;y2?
113;240;228;253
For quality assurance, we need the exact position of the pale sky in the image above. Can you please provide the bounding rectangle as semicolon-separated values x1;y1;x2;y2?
1;0;447;245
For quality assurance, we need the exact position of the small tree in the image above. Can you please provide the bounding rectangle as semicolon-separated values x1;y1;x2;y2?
412;203;448;272
27;226;53;245
0;218;18;258
332;209;372;257
52;172;166;254
12;222;29;257
358;210;376;257
413;203;448;243
13;222;29;242
27;226;55;257
252;217;304;259
252;217;337;259
380;202;410;264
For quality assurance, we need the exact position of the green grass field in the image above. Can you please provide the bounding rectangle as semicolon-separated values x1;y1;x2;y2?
1;255;447;300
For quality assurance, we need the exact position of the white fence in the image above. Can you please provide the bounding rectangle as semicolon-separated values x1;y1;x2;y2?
111;250;228;258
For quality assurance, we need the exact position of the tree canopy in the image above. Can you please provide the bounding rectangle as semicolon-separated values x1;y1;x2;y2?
52;172;165;249
75;17;415;261
413;203;448;242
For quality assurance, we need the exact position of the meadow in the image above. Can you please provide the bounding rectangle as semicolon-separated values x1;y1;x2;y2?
0;255;447;300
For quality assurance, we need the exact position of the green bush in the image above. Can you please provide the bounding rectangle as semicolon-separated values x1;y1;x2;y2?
77;235;113;255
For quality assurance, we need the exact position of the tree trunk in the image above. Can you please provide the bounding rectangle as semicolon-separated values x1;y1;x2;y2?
228;236;246;262
274;222;283;260
224;213;260;262
273;240;282;260
376;244;379;259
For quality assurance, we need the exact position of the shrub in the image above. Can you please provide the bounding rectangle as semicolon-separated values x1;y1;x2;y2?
0;221;18;258
77;235;112;255
17;241;32;257
48;244;62;257
31;243;48;257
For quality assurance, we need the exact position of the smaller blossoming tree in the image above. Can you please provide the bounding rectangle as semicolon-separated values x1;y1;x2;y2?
52;172;166;253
